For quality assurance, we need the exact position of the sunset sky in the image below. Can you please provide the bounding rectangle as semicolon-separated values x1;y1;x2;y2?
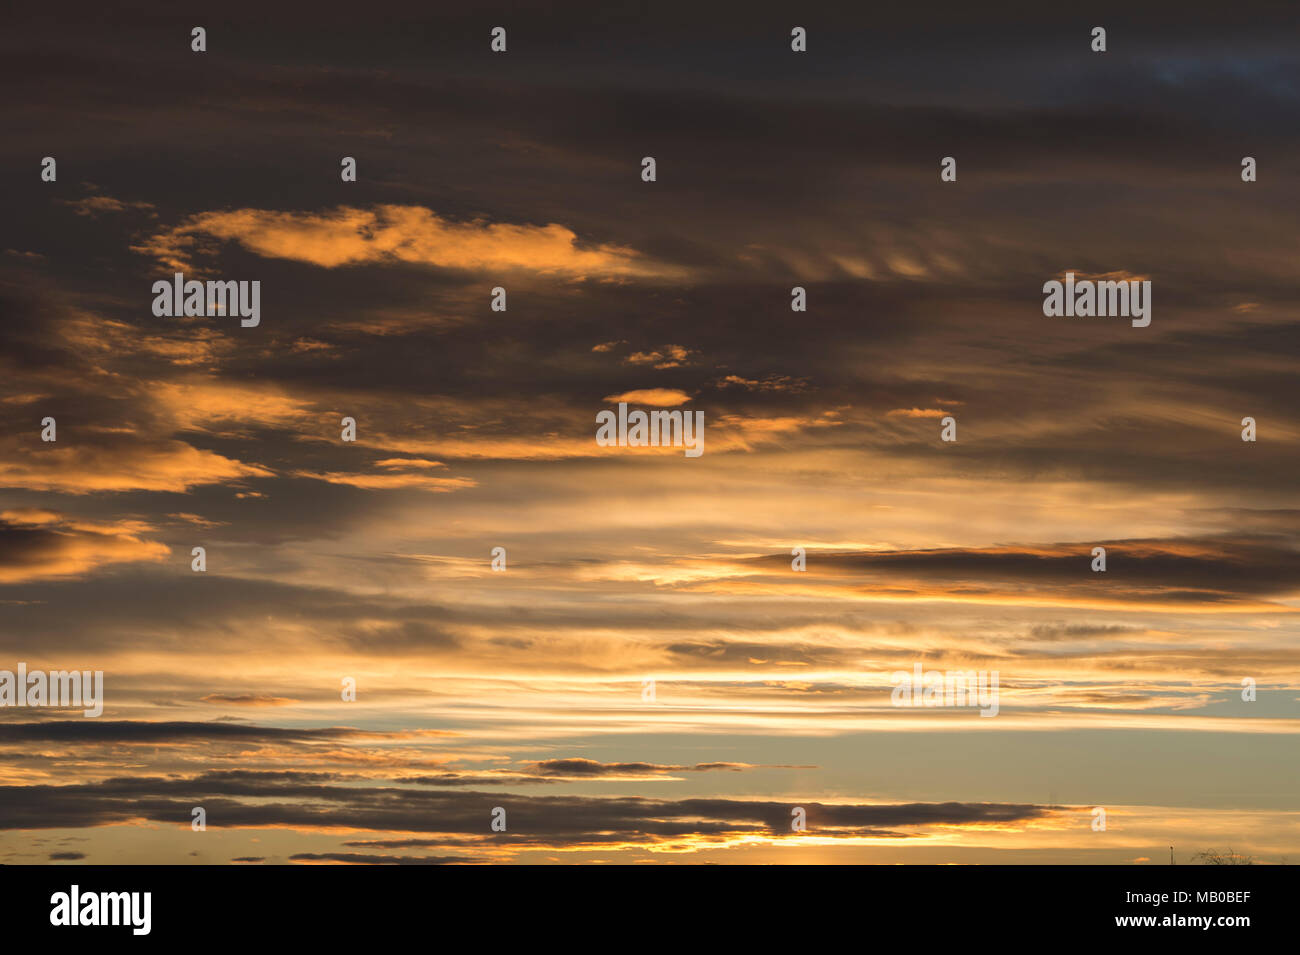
1;1;1298;864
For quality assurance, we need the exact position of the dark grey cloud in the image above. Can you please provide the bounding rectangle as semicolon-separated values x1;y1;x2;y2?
0;767;1052;841
530;758;755;777
288;852;473;865
753;537;1300;604
0;721;380;744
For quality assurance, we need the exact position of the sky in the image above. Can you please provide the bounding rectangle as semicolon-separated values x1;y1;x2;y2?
1;1;1298;864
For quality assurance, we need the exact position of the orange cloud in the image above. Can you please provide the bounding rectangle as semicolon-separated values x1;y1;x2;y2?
151;379;314;433
717;375;808;393
60;195;155;217
200;694;299;706
292;470;477;492
0;442;271;494
887;408;950;418
602;389;692;407
136;205;681;279
625;345;696;368
0;511;169;582
373;458;447;470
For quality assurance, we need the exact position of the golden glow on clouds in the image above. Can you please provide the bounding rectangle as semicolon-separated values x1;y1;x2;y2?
602;388;692;406
0;510;169;582
7;8;1300;868
0;441;270;494
137;205;684;279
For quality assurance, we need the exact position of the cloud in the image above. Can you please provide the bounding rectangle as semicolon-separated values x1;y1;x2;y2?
717;375;808;393
0;722;394;744
136;205;681;279
530;758;759;778
291;470;477;493
199;694;299;707
602;389;692;407
0;767;1053;848
59;195;154;217
887;408;950;418
289;852;474;865
373;458;446;470
150;380;313;433
168;512;226;529
624;345;696;368
0;440;271;494
0;511;169;582
711;537;1300;608
6;0;1300;865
